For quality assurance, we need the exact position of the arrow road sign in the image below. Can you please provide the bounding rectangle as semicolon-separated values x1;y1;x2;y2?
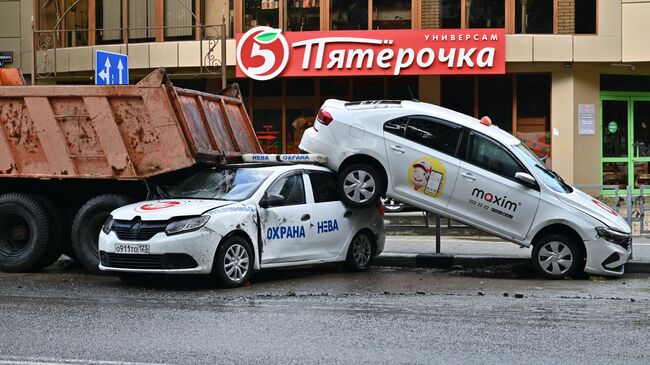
95;50;128;85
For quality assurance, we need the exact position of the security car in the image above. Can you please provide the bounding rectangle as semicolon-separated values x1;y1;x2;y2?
98;161;385;287
299;99;632;279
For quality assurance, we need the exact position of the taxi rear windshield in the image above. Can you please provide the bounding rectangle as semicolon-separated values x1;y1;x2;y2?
167;168;273;201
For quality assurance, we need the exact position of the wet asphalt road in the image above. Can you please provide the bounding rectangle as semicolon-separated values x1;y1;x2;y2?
1;263;649;364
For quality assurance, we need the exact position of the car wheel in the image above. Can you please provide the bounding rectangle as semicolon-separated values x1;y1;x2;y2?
381;197;405;213
212;236;253;288
345;231;374;272
531;234;584;279
338;164;384;208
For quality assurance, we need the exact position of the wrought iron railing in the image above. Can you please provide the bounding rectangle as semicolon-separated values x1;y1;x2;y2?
32;23;227;86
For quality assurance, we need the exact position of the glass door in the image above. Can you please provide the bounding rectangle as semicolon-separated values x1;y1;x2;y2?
600;96;650;193
632;98;650;190
601;98;629;191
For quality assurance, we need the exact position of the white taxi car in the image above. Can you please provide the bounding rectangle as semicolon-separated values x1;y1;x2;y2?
300;99;632;279
98;162;385;287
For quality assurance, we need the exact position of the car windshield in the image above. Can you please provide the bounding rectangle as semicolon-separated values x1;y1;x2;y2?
513;144;573;194
166;167;274;201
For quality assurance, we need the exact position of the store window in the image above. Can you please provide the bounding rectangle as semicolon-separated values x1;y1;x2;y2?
516;74;551;165
440;0;461;28
575;0;597;34
387;76;419;100
515;0;553;34
129;0;156;43
38;0;90;47
97;0;122;44
286;78;316;153
165;0;195;40
330;0;368;30
244;0;280;31
479;77;512;133
286;0;320;31
441;77;474;117
467;0;505;28
354;77;385;100
372;0;412;29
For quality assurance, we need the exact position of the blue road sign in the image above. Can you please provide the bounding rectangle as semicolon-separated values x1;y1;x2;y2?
95;50;128;85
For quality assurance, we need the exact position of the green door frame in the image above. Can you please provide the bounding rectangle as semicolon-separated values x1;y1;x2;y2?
600;92;650;195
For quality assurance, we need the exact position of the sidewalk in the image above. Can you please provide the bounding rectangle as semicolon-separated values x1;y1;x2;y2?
376;235;650;273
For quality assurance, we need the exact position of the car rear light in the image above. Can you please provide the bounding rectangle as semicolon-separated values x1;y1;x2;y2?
377;202;385;217
317;109;333;126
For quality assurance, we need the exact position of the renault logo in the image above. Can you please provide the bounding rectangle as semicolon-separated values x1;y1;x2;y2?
130;219;143;238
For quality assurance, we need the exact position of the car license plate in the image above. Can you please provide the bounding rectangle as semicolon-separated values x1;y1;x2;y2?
114;244;150;255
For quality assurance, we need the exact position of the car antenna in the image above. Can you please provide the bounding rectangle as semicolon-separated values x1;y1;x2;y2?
407;85;419;102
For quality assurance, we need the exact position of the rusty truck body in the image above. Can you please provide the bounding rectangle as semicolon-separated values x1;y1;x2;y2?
0;69;261;272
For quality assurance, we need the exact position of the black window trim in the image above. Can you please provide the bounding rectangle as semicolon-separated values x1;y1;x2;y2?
464;130;539;190
383;114;465;158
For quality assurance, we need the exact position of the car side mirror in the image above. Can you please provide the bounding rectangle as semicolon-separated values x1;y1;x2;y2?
515;172;537;188
260;193;286;208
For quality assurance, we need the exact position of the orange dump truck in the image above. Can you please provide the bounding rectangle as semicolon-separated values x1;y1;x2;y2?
0;68;261;273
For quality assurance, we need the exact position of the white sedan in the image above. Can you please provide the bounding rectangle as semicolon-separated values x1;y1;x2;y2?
98;163;385;288
300;99;631;279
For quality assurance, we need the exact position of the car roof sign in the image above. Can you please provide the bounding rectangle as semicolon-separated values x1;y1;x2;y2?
242;154;328;164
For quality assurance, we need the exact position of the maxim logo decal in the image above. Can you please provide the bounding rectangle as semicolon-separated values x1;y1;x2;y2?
471;188;519;212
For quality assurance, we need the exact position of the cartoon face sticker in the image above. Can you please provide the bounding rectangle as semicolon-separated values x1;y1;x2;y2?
407;157;447;198
411;161;432;191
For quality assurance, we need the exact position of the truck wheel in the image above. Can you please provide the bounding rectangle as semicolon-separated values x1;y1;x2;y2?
72;194;130;273
30;196;64;269
338;163;384;208
0;193;52;272
212;236;253;288
345;231;374;272
531;233;584;279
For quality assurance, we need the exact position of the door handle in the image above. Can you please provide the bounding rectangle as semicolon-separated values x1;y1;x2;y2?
461;172;476;181
301;214;310;221
390;145;405;154
344;211;353;218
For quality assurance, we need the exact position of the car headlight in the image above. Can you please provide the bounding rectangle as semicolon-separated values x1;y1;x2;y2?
596;226;631;246
165;216;210;235
102;216;114;234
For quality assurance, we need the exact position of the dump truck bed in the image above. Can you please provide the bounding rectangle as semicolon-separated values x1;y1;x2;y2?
0;69;261;180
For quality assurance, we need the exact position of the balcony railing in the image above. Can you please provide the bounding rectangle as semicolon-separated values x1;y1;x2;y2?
32;23;227;86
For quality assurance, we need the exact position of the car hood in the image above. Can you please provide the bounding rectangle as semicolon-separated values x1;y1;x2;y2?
111;199;234;221
556;189;631;234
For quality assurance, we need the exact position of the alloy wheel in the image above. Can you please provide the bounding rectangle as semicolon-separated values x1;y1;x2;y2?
224;243;250;282
352;234;372;268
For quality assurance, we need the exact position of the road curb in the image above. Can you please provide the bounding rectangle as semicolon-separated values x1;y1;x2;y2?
375;253;650;274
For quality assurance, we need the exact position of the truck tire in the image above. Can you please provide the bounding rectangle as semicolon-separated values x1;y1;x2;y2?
0;193;52;272
31;196;64;269
72;194;131;273
338;163;384;208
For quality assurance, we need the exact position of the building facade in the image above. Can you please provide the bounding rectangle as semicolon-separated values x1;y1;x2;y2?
2;0;650;193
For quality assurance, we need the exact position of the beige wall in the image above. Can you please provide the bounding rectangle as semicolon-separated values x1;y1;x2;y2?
0;0;32;73
551;69;601;186
622;0;650;61
418;75;440;105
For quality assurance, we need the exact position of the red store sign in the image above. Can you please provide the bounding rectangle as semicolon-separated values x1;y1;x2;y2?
236;27;505;80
